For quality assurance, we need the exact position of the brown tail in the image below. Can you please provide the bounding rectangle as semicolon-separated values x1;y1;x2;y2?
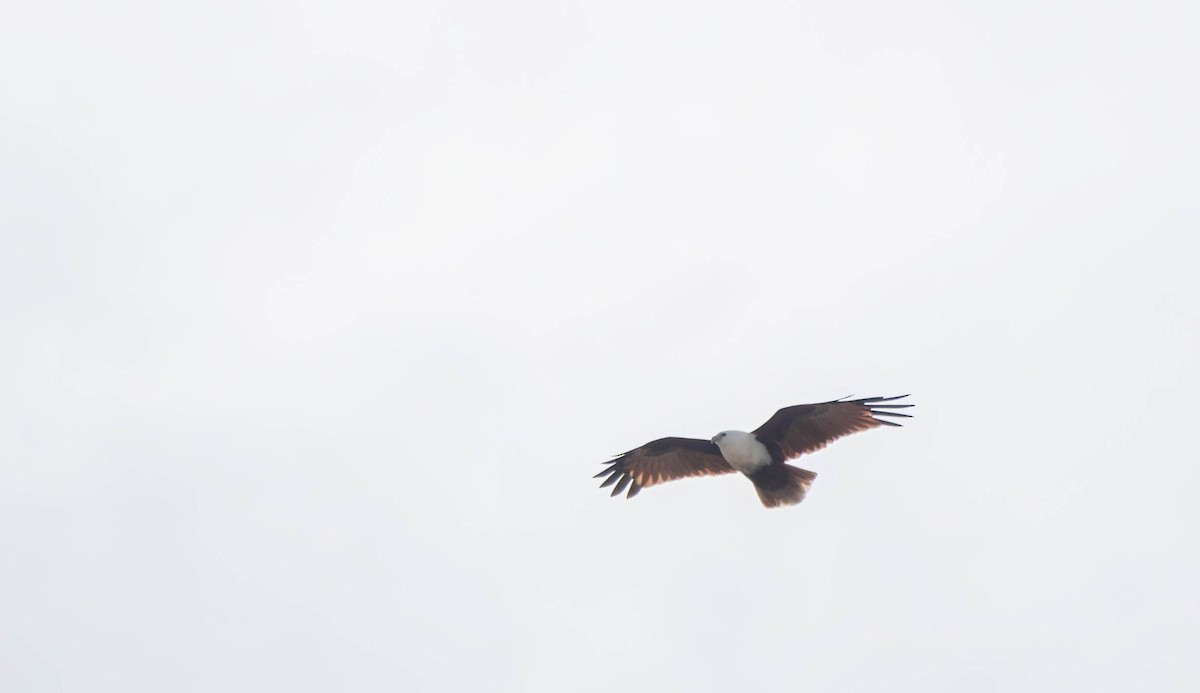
750;464;817;508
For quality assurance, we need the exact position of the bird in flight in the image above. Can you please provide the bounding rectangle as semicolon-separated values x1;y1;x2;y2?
596;395;912;508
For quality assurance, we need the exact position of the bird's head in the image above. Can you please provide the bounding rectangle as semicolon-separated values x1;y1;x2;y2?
712;430;754;451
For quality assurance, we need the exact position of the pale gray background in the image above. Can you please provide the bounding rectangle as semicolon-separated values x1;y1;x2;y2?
3;1;1198;691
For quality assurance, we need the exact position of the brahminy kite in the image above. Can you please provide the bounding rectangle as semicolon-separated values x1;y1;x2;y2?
596;395;912;508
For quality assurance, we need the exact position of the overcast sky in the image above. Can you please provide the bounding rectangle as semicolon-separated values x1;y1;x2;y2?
3;1;1199;691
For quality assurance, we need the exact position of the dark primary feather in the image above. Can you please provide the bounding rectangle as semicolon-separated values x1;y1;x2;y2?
752;394;913;463
595;437;735;499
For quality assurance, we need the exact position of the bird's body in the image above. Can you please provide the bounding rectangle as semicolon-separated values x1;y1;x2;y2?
595;395;912;508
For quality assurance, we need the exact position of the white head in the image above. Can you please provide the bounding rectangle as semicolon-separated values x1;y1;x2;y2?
711;430;754;449
711;431;736;446
710;430;771;474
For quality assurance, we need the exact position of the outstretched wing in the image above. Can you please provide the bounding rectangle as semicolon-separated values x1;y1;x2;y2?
752;395;913;462
596;437;735;499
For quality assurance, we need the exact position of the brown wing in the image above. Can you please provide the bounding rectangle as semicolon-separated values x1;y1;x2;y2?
752;395;913;462
595;437;735;499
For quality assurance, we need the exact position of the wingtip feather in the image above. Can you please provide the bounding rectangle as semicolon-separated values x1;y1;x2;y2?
862;394;910;403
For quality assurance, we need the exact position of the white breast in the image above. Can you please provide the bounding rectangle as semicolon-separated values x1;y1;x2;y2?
713;431;772;475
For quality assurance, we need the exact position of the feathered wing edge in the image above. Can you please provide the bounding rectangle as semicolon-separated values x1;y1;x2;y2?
594;437;734;499
750;393;915;463
595;456;643;498
836;394;915;426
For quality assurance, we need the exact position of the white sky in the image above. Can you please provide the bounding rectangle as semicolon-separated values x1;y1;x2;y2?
3;1;1199;691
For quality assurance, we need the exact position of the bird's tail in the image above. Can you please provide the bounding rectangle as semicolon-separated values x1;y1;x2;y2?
751;464;818;508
